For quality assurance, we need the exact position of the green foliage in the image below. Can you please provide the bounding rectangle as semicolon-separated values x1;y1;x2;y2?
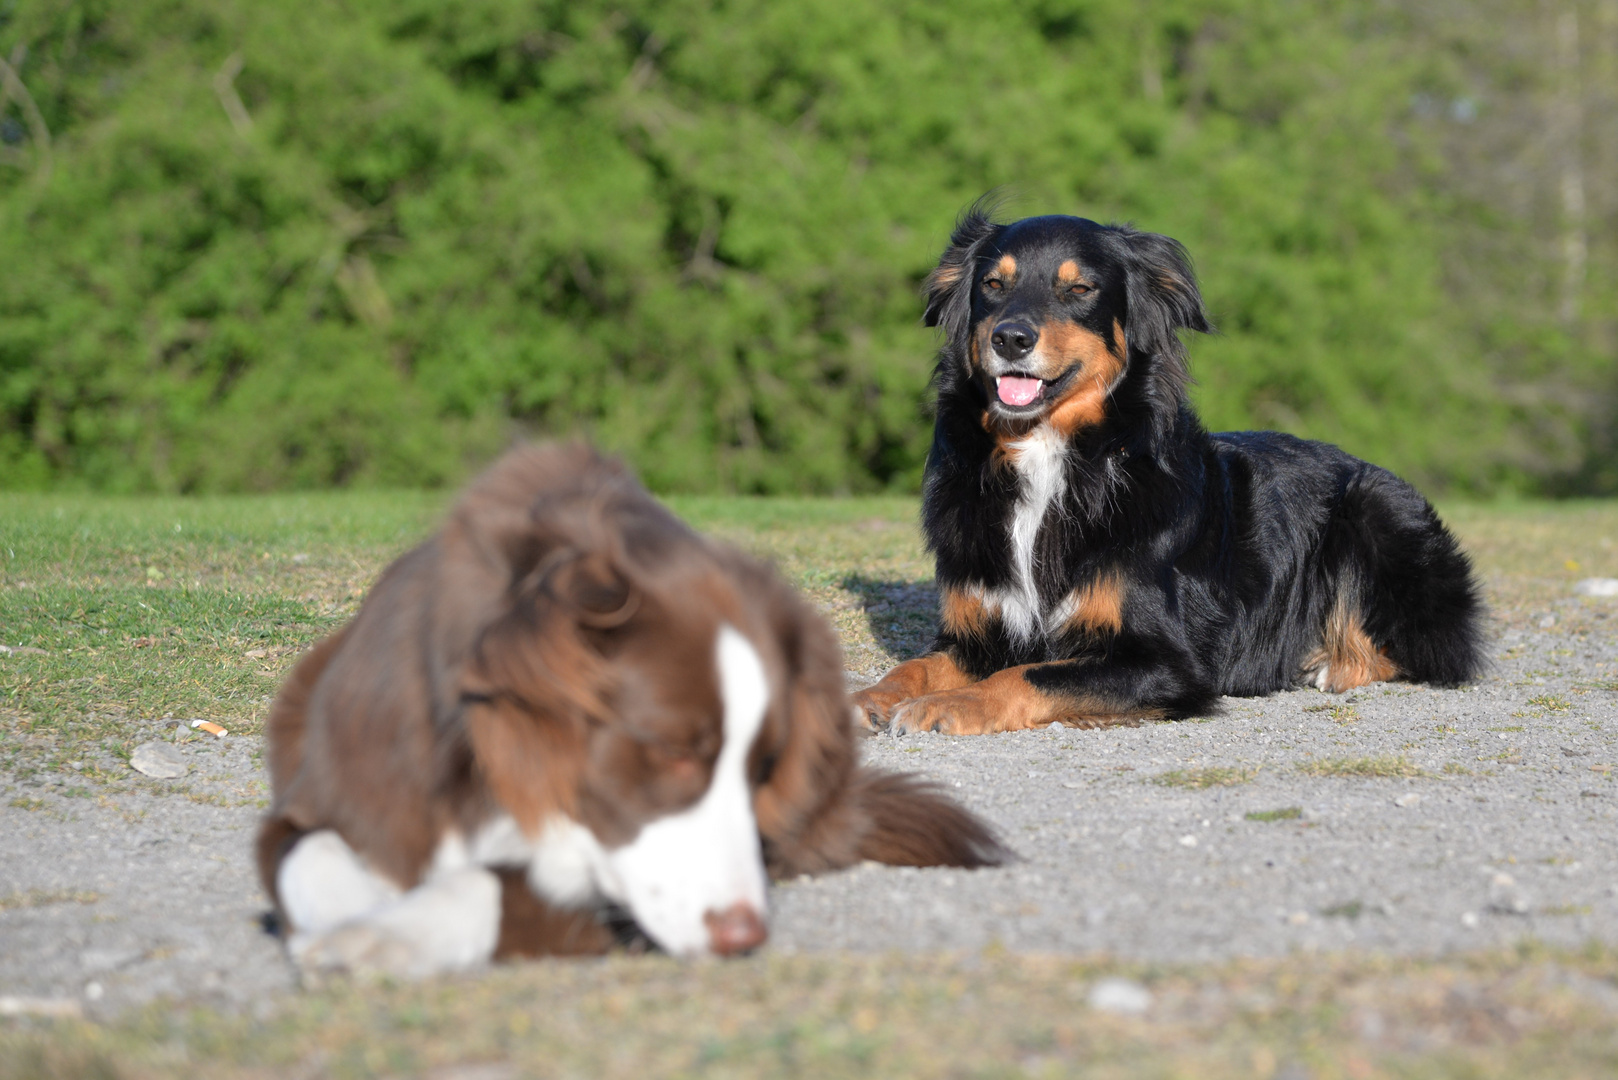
0;0;1587;493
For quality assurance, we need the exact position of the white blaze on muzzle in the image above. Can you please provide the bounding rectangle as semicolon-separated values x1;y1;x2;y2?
592;623;770;956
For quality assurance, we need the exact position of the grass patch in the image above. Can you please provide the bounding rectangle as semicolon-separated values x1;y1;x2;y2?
0;492;929;768
1527;694;1573;712
1152;766;1258;789
1297;756;1425;779
6;950;1618;1079
1245;807;1304;822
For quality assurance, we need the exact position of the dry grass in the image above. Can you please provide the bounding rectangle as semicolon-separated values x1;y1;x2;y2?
6;949;1618;1079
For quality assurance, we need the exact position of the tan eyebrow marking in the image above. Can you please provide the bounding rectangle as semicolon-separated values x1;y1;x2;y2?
994;253;1018;279
1057;260;1090;286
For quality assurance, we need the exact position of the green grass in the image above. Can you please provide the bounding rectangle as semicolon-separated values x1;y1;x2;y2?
1245;807;1304;822
0;491;931;778
1296;756;1426;779
1152;766;1258;789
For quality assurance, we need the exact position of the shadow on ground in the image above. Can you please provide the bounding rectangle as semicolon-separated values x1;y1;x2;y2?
841;575;938;663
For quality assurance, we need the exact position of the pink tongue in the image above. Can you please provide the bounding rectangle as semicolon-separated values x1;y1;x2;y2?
997;376;1043;407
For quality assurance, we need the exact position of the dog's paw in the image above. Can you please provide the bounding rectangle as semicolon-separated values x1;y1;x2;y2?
850;686;906;732
889;689;1006;737
290;923;420;983
889;694;962;737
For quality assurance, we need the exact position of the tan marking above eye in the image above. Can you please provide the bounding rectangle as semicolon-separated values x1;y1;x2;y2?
1056;259;1087;286
994;253;1018;279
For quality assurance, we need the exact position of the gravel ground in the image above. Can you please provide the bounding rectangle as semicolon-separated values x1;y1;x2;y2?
3;618;1615;1019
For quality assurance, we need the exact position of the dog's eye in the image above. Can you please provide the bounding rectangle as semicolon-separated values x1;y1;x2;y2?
984;279;1003;291
1068;284;1091;296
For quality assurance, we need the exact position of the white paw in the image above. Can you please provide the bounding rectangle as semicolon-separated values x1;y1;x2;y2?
290;923;421;982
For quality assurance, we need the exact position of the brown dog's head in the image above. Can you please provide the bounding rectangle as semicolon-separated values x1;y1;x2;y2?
924;199;1211;450
444;446;1002;958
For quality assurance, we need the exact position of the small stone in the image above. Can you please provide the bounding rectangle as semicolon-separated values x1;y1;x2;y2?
1394;793;1422;808
1088;977;1152;1015
129;741;187;779
1538;615;1557;629
1178;834;1198;848
1574;578;1618;597
1287;911;1310;925
1488;874;1532;914
1460;911;1480;928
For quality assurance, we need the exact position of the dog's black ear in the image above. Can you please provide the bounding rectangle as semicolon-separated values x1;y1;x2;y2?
923;194;1005;345
1110;227;1211;452
1113;226;1211;391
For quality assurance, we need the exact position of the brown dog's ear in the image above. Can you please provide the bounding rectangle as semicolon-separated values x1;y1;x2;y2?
923;194;1006;346
458;553;622;830
547;552;639;628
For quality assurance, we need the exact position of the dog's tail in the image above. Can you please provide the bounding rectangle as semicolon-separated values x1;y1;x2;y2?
847;769;1012;868
1325;468;1488;687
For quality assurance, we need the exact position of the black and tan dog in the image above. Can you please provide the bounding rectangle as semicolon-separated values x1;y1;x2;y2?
855;202;1486;736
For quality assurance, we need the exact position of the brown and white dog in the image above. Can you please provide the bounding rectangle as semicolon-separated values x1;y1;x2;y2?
257;444;1005;977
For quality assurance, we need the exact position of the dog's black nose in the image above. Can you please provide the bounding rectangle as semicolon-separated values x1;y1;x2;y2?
991;322;1038;361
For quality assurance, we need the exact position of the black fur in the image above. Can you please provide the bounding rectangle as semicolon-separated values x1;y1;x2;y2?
912;205;1485;720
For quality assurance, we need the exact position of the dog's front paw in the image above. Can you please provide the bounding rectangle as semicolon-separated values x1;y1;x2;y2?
290;923;418;983
886;693;971;737
850;685;908;732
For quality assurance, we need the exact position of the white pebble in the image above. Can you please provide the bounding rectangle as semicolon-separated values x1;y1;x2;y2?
1088;977;1152;1015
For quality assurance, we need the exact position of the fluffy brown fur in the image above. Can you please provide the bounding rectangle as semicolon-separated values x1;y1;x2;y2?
258;443;1006;957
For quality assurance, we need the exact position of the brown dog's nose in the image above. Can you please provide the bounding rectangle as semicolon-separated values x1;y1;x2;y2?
991;321;1038;362
704;902;768;956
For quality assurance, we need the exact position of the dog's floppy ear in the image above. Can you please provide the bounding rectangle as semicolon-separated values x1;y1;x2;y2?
923;194;1006;346
545;551;639;628
1109;226;1212;448
1113;226;1211;394
459;545;633;829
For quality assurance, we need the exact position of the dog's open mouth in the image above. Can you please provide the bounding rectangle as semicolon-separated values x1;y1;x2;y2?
996;376;1044;407
990;378;1041;408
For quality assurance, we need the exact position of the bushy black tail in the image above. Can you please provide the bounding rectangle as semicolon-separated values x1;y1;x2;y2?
1335;469;1488;686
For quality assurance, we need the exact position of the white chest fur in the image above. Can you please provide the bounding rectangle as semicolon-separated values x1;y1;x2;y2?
999;424;1068;641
